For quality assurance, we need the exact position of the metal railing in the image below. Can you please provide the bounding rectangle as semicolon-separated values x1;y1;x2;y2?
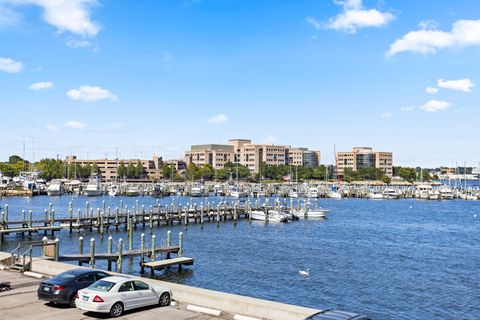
9;243;21;266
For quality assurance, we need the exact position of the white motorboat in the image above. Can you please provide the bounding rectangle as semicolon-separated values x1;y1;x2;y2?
367;191;384;199
267;210;289;222
229;186;245;198
84;176;102;196
382;188;399;199
307;187;319;198
190;186;203;197
108;184;120;196
288;189;299;198
327;191;342;199
439;186;454;200
250;210;267;221
292;207;329;219
125;185;141;196
47;179;64;196
415;184;432;200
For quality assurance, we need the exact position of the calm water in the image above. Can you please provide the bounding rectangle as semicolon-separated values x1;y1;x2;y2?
1;195;479;320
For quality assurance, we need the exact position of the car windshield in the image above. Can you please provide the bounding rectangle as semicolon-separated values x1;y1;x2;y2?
89;280;115;292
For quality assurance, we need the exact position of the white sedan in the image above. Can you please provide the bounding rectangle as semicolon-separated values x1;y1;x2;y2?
75;276;172;317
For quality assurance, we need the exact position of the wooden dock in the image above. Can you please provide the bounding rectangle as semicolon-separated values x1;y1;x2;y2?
59;246;180;262
142;257;194;275
0;199;263;244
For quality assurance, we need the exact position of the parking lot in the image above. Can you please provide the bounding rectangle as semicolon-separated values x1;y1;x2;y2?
0;270;228;320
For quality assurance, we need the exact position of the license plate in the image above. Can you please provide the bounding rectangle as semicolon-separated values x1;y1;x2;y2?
82;296;89;301
43;287;49;292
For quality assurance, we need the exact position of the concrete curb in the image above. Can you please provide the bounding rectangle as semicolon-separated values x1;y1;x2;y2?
23;271;45;279
234;314;263;320
186;304;222;316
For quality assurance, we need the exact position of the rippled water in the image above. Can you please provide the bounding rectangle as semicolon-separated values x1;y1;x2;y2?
1;195;479;319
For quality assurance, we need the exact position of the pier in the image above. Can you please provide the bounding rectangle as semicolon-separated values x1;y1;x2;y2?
0;198;275;244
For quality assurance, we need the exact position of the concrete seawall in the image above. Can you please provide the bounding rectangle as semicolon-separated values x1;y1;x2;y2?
28;258;319;320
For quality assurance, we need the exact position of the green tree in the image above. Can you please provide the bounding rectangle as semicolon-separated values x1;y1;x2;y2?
162;164;176;180
396;167;416;183
186;163;200;181
36;158;66;180
0;163;17;177
135;160;145;178
126;162;136;179
9;155;26;165
117;161;126;178
199;164;214;180
421;169;432;182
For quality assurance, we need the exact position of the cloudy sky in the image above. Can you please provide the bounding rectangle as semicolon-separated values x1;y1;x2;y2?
0;0;479;167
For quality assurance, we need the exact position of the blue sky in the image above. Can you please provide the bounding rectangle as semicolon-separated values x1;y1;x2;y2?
1;0;479;167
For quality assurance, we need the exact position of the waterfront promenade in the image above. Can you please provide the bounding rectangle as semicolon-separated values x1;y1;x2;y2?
0;269;223;320
0;258;320;320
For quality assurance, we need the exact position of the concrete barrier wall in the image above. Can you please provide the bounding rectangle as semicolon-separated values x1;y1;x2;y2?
29;259;319;320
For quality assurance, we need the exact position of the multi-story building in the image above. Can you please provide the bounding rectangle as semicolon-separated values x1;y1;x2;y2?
184;139;321;174
228;139;251;163
336;147;393;177
184;144;235;170
65;155;163;181
163;160;187;172
288;148;321;167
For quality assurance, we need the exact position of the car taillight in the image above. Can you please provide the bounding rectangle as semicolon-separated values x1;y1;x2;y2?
53;285;65;291
92;295;104;303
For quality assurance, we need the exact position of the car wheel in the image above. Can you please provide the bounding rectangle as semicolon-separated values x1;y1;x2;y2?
159;292;171;307
110;302;124;318
69;294;76;308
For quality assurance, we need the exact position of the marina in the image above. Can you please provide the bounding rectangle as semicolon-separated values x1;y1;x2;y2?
0;194;478;319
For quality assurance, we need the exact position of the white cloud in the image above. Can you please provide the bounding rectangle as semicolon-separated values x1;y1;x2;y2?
306;17;321;29
63;121;86;129
425;86;439;94
401;106;416;111
0;57;23;73
207;114;229;124
381;112;393;119
387;19;480;56
437;78;474;92
3;0;100;37
66;38;92;48
29;81;54;90
419;100;451;112
0;4;22;27
66;85;117;102
324;0;394;34
45;123;58;131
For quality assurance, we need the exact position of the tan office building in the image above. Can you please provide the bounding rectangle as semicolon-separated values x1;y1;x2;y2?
184;144;235;170
65;155;163;181
288;148;321;167
184;139;322;174
336;147;393;177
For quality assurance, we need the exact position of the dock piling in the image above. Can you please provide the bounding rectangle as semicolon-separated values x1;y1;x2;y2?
178;232;183;257
117;238;123;273
151;234;156;262
89;237;95;268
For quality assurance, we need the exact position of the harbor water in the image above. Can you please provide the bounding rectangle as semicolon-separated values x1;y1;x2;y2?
0;195;479;320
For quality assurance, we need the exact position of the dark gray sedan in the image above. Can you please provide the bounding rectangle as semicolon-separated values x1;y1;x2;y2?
37;269;110;307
